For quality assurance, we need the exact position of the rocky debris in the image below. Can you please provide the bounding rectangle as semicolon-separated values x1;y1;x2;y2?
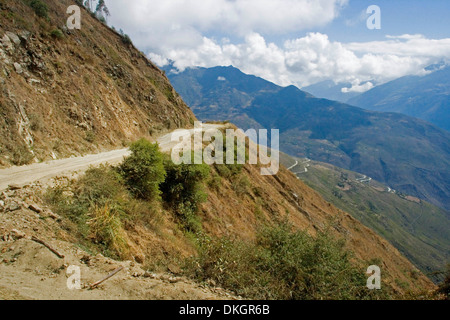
28;203;42;214
10;229;26;240
8;184;22;191
1;34;13;51
45;210;61;221
14;62;23;74
5;201;20;212
18;31;31;42
1;229;26;242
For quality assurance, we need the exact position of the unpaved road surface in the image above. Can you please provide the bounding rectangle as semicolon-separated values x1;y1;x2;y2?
0;124;222;190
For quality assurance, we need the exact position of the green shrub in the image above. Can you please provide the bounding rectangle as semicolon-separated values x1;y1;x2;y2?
161;157;210;232
50;29;64;40
29;0;48;18
207;173;222;191
46;165;127;221
214;135;247;178
45;165;131;258
118;139;166;201
189;223;386;300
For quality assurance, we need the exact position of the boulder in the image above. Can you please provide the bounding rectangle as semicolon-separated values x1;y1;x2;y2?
0;34;13;51
5;32;20;46
13;62;23;74
5;201;20;212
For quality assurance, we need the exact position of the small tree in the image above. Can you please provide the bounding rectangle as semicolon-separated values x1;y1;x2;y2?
84;0;93;12
161;157;210;232
30;0;48;18
118;139;166;201
95;0;110;22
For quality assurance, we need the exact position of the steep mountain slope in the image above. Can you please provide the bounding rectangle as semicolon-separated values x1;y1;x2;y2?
279;153;450;282
0;0;195;168
0;0;440;299
348;65;450;131
166;66;450;212
0;128;437;297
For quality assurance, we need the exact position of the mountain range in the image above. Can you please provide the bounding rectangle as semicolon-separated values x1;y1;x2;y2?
348;64;450;132
165;65;450;212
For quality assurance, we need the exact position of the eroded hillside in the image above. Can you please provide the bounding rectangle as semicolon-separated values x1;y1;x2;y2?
0;0;194;167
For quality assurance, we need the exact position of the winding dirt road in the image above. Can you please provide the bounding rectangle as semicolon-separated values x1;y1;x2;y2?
0;124;222;190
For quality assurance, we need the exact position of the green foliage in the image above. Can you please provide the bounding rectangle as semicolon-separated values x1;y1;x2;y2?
50;29;64;40
161;157;210;232
45;165;159;259
119;29;132;45
207;173;222;191
189;223;386;300
118;139;166;201
214;135;247;178
29;0;48;18
95;0;110;20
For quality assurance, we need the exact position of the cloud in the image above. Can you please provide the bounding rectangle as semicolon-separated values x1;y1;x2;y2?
107;0;348;39
105;1;450;92
342;81;374;93
154;32;450;92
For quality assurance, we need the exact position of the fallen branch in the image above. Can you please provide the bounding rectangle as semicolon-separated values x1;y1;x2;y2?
31;236;65;259
90;266;124;289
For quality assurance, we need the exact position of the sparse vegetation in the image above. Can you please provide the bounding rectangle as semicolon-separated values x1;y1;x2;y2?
50;29;64;40
87;203;130;258
188;222;387;300
84;131;95;143
119;29;132;45
12;145;34;166
45;165;133;258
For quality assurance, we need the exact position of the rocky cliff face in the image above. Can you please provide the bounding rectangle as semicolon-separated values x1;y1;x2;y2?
0;0;195;167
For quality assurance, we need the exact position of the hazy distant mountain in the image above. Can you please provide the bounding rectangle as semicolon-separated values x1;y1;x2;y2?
348;65;450;131
302;80;362;103
167;66;450;211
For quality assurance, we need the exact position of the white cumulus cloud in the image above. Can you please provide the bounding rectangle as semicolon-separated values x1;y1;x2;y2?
105;0;450;92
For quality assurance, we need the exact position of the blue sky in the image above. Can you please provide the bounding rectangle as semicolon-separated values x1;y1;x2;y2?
324;0;450;42
265;0;450;44
105;0;450;91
